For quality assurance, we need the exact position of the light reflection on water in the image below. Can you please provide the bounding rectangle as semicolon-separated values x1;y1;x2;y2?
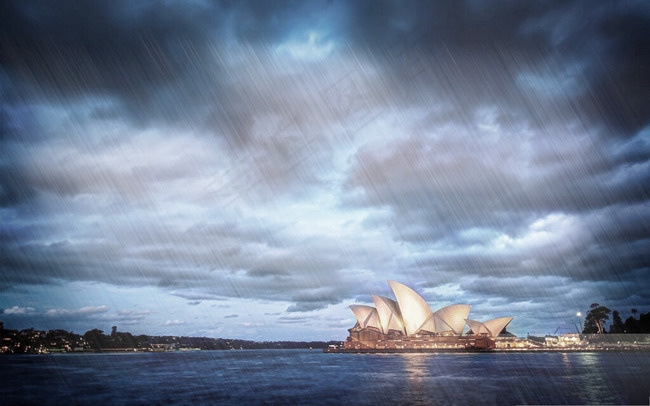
575;352;612;405
1;350;648;405
561;352;571;366
402;354;429;406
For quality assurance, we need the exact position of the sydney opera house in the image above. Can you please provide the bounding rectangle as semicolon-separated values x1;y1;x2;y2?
342;281;513;352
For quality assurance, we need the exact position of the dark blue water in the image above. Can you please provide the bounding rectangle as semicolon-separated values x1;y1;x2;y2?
1;350;649;405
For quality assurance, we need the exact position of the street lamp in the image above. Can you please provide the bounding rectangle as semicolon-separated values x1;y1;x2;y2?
576;312;583;333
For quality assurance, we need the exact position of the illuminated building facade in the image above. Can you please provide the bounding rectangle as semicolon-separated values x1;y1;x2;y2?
344;281;513;351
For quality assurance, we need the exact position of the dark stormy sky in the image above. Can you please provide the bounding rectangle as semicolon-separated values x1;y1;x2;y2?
1;0;649;340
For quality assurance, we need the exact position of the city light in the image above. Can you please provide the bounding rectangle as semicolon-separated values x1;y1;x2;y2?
577;312;583;333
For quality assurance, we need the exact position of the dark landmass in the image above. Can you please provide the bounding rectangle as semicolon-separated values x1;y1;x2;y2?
0;323;340;354
581;306;650;335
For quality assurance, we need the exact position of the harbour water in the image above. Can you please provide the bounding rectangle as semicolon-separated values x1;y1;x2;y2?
1;350;649;405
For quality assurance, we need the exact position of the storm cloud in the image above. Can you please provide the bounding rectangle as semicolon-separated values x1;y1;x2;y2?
1;0;648;340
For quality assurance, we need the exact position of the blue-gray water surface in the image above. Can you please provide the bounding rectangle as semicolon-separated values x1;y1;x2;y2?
1;350;649;405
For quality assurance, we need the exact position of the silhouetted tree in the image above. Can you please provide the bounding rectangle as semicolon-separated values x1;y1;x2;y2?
624;315;640;334
582;303;611;334
108;331;137;348
111;326;117;335
609;310;625;333
631;308;638;318
83;329;106;349
640;312;650;333
46;329;76;340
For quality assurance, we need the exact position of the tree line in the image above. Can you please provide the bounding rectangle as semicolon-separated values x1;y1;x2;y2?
582;304;649;334
82;326;337;350
0;323;339;354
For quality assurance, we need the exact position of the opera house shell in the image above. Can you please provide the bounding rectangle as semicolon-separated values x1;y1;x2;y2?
343;281;513;351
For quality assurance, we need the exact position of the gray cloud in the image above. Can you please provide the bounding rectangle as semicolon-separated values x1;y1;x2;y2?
0;0;648;338
3;306;37;315
277;315;313;324
3;1;648;136
45;305;109;317
164;319;187;326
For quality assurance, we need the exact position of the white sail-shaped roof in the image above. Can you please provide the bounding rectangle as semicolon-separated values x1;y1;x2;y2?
483;317;513;337
388;280;434;336
433;304;471;335
466;317;513;337
372;295;405;334
419;316;436;334
465;319;490;335
349;305;381;330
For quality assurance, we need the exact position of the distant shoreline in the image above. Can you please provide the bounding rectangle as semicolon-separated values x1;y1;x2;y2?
2;347;324;355
0;325;341;354
5;347;650;355
324;347;650;354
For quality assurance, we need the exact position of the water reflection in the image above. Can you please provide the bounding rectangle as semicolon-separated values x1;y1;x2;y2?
2;351;648;405
561;352;571;366
577;352;599;367
401;354;431;406
574;353;616;404
397;353;495;406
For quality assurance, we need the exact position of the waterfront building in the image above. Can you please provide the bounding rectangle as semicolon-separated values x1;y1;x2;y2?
344;281;514;351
